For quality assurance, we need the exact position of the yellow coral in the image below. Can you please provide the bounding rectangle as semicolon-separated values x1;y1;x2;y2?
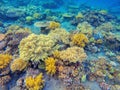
19;34;57;62
71;33;88;47
45;57;56;76
10;58;28;72
59;46;87;63
25;73;44;90
76;12;84;19
53;50;60;58
0;54;12;69
48;21;60;30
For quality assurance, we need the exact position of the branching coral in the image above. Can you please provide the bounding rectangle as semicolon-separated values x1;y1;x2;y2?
0;54;12;69
77;22;93;37
48;28;70;44
19;34;57;62
48;21;60;30
71;33;88;47
45;57;56;76
58;46;87;63
25;73;44;90
10;58;28;72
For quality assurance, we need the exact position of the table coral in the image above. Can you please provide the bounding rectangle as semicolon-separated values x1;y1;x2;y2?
10;58;28;72
58;46;87;63
0;54;12;69
25;73;44;90
71;33;89;47
48;21;60;30
45;57;56;76
19;34;57;62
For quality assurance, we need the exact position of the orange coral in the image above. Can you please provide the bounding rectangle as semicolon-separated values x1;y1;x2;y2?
10;58;28;72
0;54;12;69
0;34;5;41
48;21;60;29
71;33;88;47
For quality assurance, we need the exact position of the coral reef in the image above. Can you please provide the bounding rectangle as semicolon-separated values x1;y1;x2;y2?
71;33;89;47
45;57;56;76
25;73;44;90
0;75;11;87
10;58;28;72
19;34;57;61
0;54;12;69
58;46;87;63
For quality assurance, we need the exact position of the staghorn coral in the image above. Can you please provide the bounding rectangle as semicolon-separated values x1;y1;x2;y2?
45;57;56;76
48;21;60;30
25;73;44;90
58;46;87;63
10;58;28;72
19;34;57;62
0;54;12;69
71;33;88;47
77;22;93;37
49;28;70;44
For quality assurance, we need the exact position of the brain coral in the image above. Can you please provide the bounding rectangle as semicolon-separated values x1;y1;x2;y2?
48;28;70;44
58;46;87;63
71;33;88;47
0;54;12;69
19;34;57;62
10;58;28;72
45;57;56;76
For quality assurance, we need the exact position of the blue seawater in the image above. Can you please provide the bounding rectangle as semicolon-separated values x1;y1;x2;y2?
0;0;120;90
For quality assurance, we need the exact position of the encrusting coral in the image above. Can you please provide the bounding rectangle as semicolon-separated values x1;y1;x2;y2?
58;46;87;63
25;73;44;90
71;33;89;47
19;34;57;62
48;21;60;30
0;54;12;69
45;57;56;76
10;58;28;72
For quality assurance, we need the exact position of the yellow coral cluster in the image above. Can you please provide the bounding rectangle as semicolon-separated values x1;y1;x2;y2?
45;57;56;76
71;33;88;47
48;21;60;29
0;54;12;69
58;46;87;63
19;34;57;62
77;22;93;37
25;73;44;90
49;28;70;44
10;58;28;72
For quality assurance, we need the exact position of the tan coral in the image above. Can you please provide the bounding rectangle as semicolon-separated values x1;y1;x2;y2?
49;28;70;44
59;46;87;63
